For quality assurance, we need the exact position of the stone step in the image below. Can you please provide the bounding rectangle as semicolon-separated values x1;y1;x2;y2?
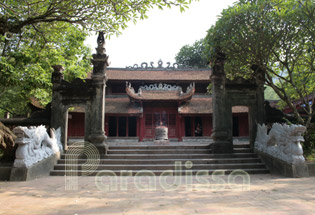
57;157;262;165
50;168;270;176
233;148;253;153
108;145;210;150
52;142;268;177
233;144;250;148
53;163;266;171
106;148;253;154
61;153;259;159
106;149;211;154
65;145;251;150
62;148;252;156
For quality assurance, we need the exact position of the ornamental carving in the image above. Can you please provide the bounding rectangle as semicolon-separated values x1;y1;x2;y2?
139;83;182;92
12;126;62;168
126;82;195;101
126;60;186;70
255;123;306;165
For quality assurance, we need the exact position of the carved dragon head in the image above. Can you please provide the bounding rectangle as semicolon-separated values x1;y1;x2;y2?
12;127;30;144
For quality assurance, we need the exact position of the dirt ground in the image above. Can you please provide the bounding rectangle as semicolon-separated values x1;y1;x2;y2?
0;174;314;215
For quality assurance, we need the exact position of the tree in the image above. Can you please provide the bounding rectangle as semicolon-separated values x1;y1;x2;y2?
264;86;280;101
0;121;16;161
204;0;315;149
0;0;195;116
0;22;92;116
175;39;209;68
0;0;194;37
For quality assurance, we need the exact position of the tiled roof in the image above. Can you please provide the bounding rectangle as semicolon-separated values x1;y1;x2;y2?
178;98;249;114
105;68;211;81
126;83;195;102
130;91;185;100
70;97;248;115
29;97;44;109
71;97;142;114
232;106;249;113
179;98;213;114
106;97;142;114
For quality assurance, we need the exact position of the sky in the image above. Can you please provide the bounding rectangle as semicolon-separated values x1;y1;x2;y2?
86;0;236;68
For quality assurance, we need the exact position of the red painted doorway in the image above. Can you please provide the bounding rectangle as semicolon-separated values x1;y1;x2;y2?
143;107;178;139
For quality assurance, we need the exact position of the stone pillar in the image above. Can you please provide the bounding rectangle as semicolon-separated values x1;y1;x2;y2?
139;115;145;142
87;32;109;154
248;105;256;148
84;101;92;142
51;65;68;150
210;53;233;153
225;102;233;145
177;115;183;142
252;65;266;124
251;65;266;147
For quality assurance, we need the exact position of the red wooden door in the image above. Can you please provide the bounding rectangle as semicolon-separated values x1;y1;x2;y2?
143;108;178;139
144;114;154;138
168;114;177;138
68;112;85;137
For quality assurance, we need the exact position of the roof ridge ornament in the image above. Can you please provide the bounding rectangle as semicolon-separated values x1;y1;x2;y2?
96;31;106;55
139;83;182;92
125;82;195;102
126;60;190;70
91;31;109;77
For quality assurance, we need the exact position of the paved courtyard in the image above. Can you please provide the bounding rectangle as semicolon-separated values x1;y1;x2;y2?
0;174;314;215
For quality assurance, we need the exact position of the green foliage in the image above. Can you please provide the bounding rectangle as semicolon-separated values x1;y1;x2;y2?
0;0;195;117
264;86;280;100
0;22;92;116
304;123;315;159
0;0;195;37
175;39;209;68
305;152;315;162
205;0;315;131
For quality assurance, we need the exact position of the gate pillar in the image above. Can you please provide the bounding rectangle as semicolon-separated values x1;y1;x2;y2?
210;52;233;153
87;32;109;154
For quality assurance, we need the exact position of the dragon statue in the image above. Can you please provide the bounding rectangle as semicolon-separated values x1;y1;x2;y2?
255;123;306;165
12;125;62;168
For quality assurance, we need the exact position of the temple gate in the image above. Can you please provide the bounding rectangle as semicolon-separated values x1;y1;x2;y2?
50;33;265;154
211;52;265;153
51;32;108;153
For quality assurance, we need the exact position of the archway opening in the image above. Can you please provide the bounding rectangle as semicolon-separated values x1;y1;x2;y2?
232;106;249;137
67;106;85;144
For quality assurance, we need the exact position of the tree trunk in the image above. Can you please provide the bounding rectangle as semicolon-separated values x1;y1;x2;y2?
0;122;16;162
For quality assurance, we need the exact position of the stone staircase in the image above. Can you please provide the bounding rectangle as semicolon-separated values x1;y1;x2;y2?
50;143;269;176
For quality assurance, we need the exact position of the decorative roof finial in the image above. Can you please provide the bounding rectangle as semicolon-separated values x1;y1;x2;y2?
51;65;64;84
96;31;106;55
